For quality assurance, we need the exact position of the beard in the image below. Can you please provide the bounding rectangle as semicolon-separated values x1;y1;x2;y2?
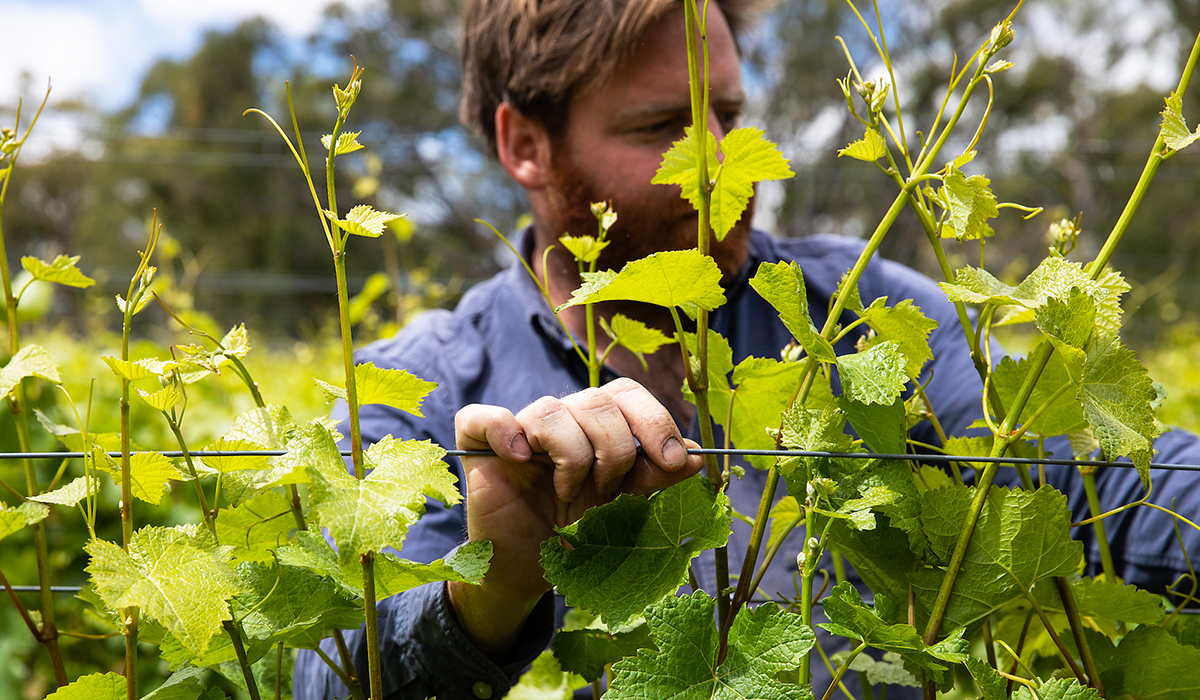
539;146;755;291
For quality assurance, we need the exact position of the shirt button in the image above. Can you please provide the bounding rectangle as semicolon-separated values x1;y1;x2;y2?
472;681;493;698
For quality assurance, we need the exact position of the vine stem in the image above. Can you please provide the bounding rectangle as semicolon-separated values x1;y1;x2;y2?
1053;576;1104;694
225;619;263;700
682;0;730;624
1081;469;1117;580
362;553;383;698
821;641;867;700
0;91;67;687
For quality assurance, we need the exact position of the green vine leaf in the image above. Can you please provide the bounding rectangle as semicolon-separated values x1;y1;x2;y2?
86;524;242;657
214;491;296;563
560;235;609;265
325;204;403;238
766;495;803;552
1012;678;1100;700
29;474;102;506
749;261;837;362
910;485;1082;634
1033;576;1164;626
681;330;807;470
860;297;939;378
607;591;815;700
356;362;437;415
320;130;365;155
552;622;655;682
93;448;183;505
652;126;793;240
991;345;1087;438
557;249;725;313
838;396;907;455
1101;625;1200;699
275;531;490;600
0;501;49;542
219;324;251;358
303;425;457;565
233;560;363;648
939;256;1126;335
541;475;731;630
838;128;888;162
21;254;95;288
0;344;61;398
43;672;124;699
100;356;163;381
137;382;184;412
1161;90;1200;151
965;656;1007;700
1079;336;1160;484
820;582;967;680
201;437;271;474
837;341;908;405
932;168;998;241
601;314;672;367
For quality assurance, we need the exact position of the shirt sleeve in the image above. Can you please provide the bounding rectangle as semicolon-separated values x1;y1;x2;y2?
294;580;556;700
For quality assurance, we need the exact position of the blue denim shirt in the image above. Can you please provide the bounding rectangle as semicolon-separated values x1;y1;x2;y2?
293;230;1200;700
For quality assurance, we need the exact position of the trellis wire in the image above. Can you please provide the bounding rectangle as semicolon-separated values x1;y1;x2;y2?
0;448;1195;472
5;446;1197;597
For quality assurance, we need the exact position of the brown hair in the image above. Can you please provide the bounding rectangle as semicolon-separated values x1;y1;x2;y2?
460;0;773;155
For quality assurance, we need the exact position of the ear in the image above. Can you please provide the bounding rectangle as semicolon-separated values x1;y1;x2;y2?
495;102;552;190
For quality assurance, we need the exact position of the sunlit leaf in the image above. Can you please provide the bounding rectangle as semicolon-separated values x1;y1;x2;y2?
558;249;725;312
29;474;102;506
92;448;183;505
303;425;456;564
0;344;60;398
1161;90;1200;151
325;204;403;238
838;128;888;162
559;235;609;265
837;341;908;405
100;356;164;381
860;297;939;378
87;524;241;656
749;261;836;362
43;672;124;700
320;130;365;155
21;254;95;288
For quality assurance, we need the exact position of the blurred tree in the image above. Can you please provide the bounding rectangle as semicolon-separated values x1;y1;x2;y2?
0;0;1196;345
752;0;1200;345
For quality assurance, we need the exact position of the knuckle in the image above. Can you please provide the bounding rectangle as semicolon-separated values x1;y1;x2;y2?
526;395;567;421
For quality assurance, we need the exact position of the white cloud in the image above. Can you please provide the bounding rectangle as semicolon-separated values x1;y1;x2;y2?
0;0;380;111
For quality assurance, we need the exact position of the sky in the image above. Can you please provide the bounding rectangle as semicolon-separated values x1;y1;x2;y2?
0;0;377;111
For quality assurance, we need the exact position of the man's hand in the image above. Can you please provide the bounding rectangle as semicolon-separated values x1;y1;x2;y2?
447;377;703;659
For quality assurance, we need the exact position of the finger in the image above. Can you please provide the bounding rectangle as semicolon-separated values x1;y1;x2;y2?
621;438;706;495
603;378;692;470
560;387;638;497
455;404;532;462
515;396;594;502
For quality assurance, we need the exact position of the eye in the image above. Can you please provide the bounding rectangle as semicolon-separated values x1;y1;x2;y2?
716;109;741;132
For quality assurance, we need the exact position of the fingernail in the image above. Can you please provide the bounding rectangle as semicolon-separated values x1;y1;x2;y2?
570;481;585;501
662;437;686;467
510;433;531;459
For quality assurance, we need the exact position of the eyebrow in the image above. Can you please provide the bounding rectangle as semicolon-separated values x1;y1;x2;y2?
615;92;747;123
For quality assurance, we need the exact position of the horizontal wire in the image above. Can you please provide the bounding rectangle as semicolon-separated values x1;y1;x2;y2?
0;448;1193;472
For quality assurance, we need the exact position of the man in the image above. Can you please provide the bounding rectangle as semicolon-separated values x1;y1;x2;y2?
294;1;1200;698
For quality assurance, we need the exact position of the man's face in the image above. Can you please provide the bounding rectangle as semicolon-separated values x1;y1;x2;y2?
541;5;751;280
